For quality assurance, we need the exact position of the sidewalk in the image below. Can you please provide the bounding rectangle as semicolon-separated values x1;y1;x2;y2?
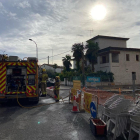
60;85;72;90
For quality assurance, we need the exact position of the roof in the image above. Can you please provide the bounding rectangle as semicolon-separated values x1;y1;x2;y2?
87;35;129;42
98;47;140;54
41;63;64;68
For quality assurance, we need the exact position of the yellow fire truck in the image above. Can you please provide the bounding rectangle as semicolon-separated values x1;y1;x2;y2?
0;56;39;104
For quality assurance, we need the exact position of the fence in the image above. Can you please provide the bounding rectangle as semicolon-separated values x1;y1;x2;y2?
70;85;135;115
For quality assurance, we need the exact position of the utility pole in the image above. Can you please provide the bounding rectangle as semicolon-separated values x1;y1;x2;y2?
48;56;49;64
88;30;94;38
82;42;85;87
52;48;53;64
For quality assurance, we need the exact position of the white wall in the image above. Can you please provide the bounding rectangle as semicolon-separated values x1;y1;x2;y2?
55;68;63;73
95;50;140;85
40;64;63;73
41;65;54;71
94;38;127;50
110;51;140;85
73;60;76;69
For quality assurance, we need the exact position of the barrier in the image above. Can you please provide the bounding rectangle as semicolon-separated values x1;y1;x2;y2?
46;86;55;98
84;88;134;105
70;80;81;102
84;92;92;113
70;86;135;117
71;88;77;102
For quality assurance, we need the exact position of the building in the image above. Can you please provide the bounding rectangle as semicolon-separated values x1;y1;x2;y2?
74;35;140;85
40;64;63;73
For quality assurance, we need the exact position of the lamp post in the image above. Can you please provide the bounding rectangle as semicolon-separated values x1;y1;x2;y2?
29;39;38;60
0;51;5;55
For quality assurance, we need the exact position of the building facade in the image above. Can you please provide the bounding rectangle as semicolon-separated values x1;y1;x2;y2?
94;47;140;85
73;35;140;85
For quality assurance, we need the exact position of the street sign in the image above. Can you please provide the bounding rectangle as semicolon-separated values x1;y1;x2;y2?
90;101;97;118
87;77;100;83
73;76;81;80
73;80;81;89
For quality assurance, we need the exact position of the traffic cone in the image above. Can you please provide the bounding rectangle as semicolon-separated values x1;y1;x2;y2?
119;88;121;95
71;95;79;113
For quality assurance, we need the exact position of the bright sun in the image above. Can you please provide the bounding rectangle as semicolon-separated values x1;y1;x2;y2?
91;5;107;20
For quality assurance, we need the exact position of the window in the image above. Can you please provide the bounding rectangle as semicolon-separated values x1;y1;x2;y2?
28;74;35;85
102;56;106;63
132;72;136;80
126;54;130;61
112;53;119;63
136;55;139;61
100;54;109;64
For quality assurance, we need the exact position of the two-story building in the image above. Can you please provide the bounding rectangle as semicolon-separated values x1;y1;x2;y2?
73;35;140;85
88;35;140;85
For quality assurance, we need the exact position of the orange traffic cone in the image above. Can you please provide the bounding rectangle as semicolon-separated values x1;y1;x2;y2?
119;88;121;95
71;95;79;113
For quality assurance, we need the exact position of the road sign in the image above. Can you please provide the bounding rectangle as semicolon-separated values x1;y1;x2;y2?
87;77;100;82
90;101;97;118
73;76;81;80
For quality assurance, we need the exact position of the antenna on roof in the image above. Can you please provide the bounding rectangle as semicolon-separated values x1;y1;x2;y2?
88;30;94;38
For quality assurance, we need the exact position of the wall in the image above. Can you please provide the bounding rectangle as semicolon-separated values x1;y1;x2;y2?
40;65;54;71
40;64;63;73
73;60;76;69
110;50;140;85
94;38;127;50
94;54;111;72
55;68;63;73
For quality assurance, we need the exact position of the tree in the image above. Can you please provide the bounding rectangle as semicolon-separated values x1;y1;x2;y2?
85;41;99;72
53;63;58;73
62;55;72;71
72;43;84;70
46;69;55;78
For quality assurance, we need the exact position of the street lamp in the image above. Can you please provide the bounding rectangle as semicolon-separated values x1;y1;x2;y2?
0;51;5;55
29;39;38;60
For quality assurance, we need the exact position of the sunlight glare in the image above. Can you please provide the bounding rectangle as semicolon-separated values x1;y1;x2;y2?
91;5;107;20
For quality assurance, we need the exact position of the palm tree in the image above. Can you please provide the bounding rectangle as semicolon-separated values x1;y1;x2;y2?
85;41;99;72
72;43;84;70
62;55;72;71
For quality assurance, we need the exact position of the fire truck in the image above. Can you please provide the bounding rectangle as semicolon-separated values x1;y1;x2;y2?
0;56;39;104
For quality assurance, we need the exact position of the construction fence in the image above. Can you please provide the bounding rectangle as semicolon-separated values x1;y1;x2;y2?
70;80;135;114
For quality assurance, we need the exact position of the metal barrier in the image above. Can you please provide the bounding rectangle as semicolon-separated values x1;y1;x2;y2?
70;88;99;115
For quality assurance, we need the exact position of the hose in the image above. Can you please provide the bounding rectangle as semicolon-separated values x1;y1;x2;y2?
16;86;70;108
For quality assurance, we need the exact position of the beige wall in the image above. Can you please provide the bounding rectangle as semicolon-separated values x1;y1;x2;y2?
110;51;140;85
94;38;127;50
95;50;140;85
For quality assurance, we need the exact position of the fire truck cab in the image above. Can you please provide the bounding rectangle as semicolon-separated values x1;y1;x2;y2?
0;56;39;104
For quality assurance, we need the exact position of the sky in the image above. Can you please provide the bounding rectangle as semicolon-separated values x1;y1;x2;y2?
0;0;140;66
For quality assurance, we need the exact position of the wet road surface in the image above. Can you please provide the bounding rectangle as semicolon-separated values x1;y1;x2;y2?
0;87;125;140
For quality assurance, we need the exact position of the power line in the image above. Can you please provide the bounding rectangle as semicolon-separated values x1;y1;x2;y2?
39;50;71;60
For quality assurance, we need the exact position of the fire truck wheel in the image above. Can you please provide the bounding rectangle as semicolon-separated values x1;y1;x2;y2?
32;100;39;104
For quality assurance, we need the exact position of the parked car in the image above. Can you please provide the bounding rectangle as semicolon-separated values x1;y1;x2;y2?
47;78;55;87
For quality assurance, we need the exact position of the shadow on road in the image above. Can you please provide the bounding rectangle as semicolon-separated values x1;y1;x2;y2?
0;99;37;108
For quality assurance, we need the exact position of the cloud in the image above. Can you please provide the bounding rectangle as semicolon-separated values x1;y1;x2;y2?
135;21;140;26
18;1;31;9
0;0;140;66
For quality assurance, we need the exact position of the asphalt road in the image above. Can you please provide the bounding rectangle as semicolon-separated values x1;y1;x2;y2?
0;87;125;140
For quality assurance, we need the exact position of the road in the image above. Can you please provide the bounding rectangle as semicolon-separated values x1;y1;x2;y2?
0;86;124;140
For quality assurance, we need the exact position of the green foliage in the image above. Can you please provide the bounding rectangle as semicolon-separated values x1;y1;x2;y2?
85;41;99;71
46;69;55;78
62;55;72;71
72;43;84;70
86;71;114;82
53;63;58;72
58;73;64;81
59;67;114;82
